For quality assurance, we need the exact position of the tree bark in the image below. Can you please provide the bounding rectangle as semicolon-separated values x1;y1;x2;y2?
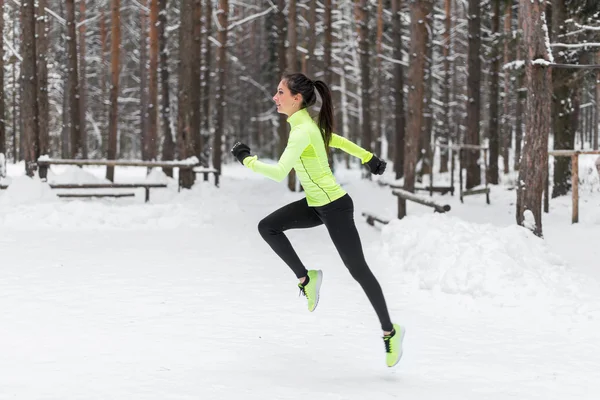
78;0;87;158
21;0;38;176
402;0;433;217
66;0;83;159
213;0;228;176
392;0;405;180
488;0;501;184
439;0;452;173
140;3;149;160
466;0;482;188
551;0;576;197
148;0;159;161
106;0;121;181
516;0;552;237
37;0;49;159
191;0;202;160
159;0;175;176
502;0;513;174
323;0;332;84
0;0;6;169
355;0;372;152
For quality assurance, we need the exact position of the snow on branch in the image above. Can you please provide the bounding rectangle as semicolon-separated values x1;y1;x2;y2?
228;5;277;30
377;54;407;67
532;59;551;66
551;42;600;49
504;60;525;70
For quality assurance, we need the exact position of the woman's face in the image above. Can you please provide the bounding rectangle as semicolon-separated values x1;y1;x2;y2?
273;80;301;116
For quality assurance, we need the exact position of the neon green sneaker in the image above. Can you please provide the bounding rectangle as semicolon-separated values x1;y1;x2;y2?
383;324;406;367
298;270;323;312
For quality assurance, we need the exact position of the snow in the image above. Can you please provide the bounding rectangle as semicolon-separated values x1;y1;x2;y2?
1;160;600;399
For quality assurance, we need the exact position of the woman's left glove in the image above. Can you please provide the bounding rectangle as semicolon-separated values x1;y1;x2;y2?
231;141;251;164
365;154;387;175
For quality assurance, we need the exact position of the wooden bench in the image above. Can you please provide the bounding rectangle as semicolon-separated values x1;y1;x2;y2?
57;193;136;199
193;166;220;187
50;183;168;202
1;183;167;202
37;158;201;190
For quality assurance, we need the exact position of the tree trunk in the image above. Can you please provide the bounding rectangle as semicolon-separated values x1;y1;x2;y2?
502;1;513;174
159;0;175;176
21;0;38;176
304;0;317;77
466;0;482;188
514;20;524;171
78;0;87;158
488;0;501;184
595;51;600;150
213;0;228;176
402;0;433;217
439;0;452;174
0;0;6;170
178;0;197;188
202;0;212;154
392;0;405;180
323;0;332;84
37;0;49;159
275;0;287;158
287;0;298;191
148;0;159;161
355;0;372;152
140;4;149;160
551;0;576;197
516;0;552;237
375;0;384;157
191;0;202;160
106;0;121;181
66;0;83;159
100;7;108;155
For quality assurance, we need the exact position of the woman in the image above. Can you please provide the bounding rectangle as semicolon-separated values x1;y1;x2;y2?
230;73;405;367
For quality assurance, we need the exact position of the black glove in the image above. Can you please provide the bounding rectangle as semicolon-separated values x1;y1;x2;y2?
231;141;251;164
365;154;387;175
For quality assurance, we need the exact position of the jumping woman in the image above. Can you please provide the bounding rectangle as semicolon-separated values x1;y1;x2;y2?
230;73;405;367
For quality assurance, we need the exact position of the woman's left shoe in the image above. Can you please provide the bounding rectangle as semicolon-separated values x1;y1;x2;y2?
383;324;406;367
298;269;323;312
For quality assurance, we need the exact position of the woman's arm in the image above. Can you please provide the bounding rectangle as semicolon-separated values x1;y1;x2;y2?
329;133;373;164
243;127;310;182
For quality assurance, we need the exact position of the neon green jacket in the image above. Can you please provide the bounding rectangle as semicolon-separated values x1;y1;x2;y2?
243;108;373;207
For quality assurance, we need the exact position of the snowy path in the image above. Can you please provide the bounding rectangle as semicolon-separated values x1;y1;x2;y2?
1;165;599;399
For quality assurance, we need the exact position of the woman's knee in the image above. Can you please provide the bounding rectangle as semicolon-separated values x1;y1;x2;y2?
258;217;277;238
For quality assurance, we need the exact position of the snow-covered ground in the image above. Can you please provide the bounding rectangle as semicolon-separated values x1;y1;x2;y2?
1;157;599;399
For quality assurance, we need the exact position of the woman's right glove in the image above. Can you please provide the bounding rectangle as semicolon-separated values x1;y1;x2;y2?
365;154;387;175
231;141;251;164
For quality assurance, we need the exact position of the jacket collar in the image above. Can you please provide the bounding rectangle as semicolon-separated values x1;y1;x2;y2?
286;108;311;129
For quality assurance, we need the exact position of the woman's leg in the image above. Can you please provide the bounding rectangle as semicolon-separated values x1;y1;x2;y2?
317;195;394;332
258;198;323;279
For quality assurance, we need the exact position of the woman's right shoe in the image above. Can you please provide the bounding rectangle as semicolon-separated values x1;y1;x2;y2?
298;269;323;312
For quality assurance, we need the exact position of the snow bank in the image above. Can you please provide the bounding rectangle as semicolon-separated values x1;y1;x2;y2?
380;213;581;304
48;165;110;184
0;176;58;205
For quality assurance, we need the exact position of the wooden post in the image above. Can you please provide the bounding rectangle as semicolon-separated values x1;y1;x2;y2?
430;145;434;197
483;148;490;204
459;148;463;202
544;158;549;213
572;153;579;224
450;146;454;195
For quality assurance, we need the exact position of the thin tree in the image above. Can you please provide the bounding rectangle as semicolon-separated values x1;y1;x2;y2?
140;3;149;160
488;0;501;184
439;0;452;173
401;0;433;217
21;0;38;176
66;0;83;159
37;0;49;160
191;0;202;160
465;0;482;188
275;0;287;158
106;0;121;181
148;0;159;161
79;0;87;158
212;0;228;174
0;0;5;175
323;0;332;84
159;0;175;176
392;0;405;179
355;0;372;152
501;0;513;174
516;0;552;237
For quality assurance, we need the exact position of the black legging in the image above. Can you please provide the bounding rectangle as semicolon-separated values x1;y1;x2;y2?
257;194;393;332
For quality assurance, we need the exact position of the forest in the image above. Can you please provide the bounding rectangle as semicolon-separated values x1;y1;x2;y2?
0;0;599;237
